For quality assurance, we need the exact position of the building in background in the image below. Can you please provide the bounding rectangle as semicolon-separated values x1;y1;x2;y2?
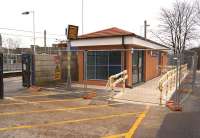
71;27;168;88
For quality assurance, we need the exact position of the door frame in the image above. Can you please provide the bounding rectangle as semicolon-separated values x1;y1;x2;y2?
132;50;144;85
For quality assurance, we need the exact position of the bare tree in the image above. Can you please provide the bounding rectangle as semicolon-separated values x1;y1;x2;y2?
158;1;199;54
3;37;21;50
196;1;200;26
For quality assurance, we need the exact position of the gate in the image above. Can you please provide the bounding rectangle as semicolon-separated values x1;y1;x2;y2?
0;53;3;99
22;54;33;87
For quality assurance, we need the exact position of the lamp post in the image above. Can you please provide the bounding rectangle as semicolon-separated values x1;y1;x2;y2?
82;0;84;34
22;11;36;53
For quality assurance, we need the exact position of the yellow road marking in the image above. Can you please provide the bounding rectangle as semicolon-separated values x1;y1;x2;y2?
125;106;150;138
0;98;83;106
0;102;127;116
102;106;150;138
0;95;108;106
102;133;126;138
11;91;84;98
0;112;140;131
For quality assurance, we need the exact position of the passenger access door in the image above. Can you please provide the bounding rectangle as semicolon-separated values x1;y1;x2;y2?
132;51;144;84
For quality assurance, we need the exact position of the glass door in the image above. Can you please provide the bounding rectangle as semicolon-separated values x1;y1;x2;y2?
132;51;144;85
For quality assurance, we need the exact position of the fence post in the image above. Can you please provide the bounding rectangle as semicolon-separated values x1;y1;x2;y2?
166;73;169;102
0;53;3;99
66;41;71;89
159;81;163;105
175;55;179;105
84;50;88;90
122;73;125;93
170;71;173;91
192;52;198;92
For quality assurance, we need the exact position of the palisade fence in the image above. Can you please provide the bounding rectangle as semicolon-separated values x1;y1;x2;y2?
1;47;66;73
3;54;22;72
31;48;197;105
33;50;79;87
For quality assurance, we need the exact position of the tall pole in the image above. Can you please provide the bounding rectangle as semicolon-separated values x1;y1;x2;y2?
0;53;3;99
32;11;36;54
22;10;36;53
0;34;2;51
65;28;72;89
144;20;150;39
82;0;84;34
44;30;46;47
66;40;71;89
192;52;198;91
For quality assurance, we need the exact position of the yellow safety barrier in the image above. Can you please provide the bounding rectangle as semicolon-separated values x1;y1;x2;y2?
106;70;128;94
158;64;188;105
158;65;175;75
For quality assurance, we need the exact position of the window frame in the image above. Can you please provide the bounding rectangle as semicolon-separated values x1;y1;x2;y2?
86;51;122;80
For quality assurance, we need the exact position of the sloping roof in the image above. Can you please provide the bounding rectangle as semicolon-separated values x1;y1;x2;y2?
78;27;135;39
73;27;168;49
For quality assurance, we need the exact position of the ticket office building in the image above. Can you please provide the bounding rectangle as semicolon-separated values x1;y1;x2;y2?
71;27;168;87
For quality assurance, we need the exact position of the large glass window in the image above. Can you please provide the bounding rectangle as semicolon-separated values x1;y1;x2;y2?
87;51;122;80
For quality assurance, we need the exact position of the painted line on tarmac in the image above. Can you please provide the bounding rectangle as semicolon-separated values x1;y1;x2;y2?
0;97;83;106
0;102;127;116
10;91;87;98
102;106;150;138
102;133;127;138
0;112;140;132
125;106;150;137
9;93;67;98
0;95;108;106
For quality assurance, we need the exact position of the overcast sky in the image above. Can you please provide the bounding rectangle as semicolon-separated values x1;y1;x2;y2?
0;0;189;47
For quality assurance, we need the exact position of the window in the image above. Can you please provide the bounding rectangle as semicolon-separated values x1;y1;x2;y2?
87;51;122;80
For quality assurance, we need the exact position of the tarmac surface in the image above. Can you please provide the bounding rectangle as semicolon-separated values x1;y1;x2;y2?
156;71;200;138
1;72;200;138
1;77;169;138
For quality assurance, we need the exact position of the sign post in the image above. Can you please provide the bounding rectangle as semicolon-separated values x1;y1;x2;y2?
66;25;78;89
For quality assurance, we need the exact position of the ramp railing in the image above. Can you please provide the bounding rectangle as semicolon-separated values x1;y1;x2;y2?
106;70;128;94
158;64;188;105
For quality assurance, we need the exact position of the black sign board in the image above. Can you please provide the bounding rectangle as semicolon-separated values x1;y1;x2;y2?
67;25;78;40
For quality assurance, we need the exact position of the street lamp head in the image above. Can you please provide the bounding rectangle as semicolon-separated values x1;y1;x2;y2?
22;11;30;15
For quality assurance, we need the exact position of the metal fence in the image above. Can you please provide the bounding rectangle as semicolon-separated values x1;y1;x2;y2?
3;54;22;73
31;48;198;105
